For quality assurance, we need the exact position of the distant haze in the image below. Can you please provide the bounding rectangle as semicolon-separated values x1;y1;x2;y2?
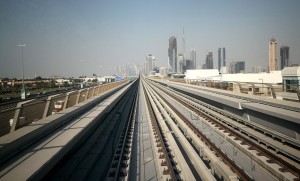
1;0;300;78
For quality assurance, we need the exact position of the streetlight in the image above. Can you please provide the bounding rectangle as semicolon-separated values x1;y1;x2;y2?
18;44;26;99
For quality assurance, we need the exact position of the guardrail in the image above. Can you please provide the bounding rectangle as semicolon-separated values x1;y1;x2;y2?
0;81;127;137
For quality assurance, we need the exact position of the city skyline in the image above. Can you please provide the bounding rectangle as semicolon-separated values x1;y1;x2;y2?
1;0;300;78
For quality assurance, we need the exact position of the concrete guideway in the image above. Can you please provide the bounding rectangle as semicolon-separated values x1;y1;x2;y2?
143;80;199;181
128;81;163;181
147;79;299;180
146;80;241;181
153;79;300;147
0;82;134;180
144;80;216;181
161;83;300;163
0;77;299;181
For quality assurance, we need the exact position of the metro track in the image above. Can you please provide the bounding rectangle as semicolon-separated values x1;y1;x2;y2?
0;80;138;180
152;79;300;156
144;84;179;180
146;78;300;181
1;78;299;181
45;80;138;180
169;80;300;113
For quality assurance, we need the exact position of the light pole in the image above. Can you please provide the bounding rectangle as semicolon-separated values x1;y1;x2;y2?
18;44;26;99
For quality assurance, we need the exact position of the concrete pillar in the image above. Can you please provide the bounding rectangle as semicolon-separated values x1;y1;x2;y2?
91;87;95;98
43;96;52;118
10;100;32;133
64;92;71;109
76;90;81;104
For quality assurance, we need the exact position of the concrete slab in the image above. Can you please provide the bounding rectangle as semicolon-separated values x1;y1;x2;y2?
242;102;300;124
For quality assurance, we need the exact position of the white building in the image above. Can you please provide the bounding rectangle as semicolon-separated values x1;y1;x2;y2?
185;69;282;84
185;69;219;80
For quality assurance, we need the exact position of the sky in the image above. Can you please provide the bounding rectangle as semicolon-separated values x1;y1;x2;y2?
0;0;300;78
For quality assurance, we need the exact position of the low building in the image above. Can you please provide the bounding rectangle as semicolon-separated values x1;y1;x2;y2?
281;66;300;101
185;69;219;80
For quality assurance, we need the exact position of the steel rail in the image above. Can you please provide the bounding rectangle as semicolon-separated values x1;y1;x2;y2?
143;81;178;181
108;83;138;180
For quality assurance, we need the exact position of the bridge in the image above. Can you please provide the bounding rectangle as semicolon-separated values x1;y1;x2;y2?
0;77;299;180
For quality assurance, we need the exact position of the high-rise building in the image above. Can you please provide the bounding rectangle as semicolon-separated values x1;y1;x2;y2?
218;47;226;71
177;53;184;74
218;48;222;71
144;54;156;75
222;48;226;67
229;61;245;73
126;64;138;76
184;59;194;72
280;46;289;69
235;61;245;73
269;38;277;72
168;36;177;73
205;52;213;69
190;49;196;69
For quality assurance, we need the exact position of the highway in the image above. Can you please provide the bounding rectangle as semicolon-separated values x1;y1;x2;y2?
0;77;299;180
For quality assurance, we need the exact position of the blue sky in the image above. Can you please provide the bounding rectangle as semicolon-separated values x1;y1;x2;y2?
1;0;300;78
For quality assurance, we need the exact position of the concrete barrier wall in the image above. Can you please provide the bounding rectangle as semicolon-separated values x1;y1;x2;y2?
18;101;46;129
0;80;128;137
66;92;78;108
46;95;67;117
87;88;94;99
0;109;15;137
78;89;89;103
6;80;127;136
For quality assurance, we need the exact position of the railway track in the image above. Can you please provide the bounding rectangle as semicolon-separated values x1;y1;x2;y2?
106;82;137;180
0;80;137;180
143;82;179;180
1;78;299;180
146;78;300;180
166;80;300;113
155;80;300;156
45;80;138;180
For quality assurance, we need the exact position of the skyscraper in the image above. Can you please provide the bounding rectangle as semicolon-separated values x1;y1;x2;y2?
218;48;222;71
228;61;245;73
177;53;184;74
168;36;177;73
269;38;277;72
235;61;245;73
222;47;226;67
190;49;196;69
218;47;226;71
280;46;289;69
205;52;213;69
144;54;156;75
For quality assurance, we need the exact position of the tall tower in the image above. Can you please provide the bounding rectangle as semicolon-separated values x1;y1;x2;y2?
168;36;177;73
205;52;213;69
280;46;289;69
269;38;277;72
218;47;226;71
182;27;185;59
218;48;222;71
190;49;196;69
222;47;226;66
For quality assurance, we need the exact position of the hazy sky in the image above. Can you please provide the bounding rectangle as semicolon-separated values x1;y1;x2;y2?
1;0;300;78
